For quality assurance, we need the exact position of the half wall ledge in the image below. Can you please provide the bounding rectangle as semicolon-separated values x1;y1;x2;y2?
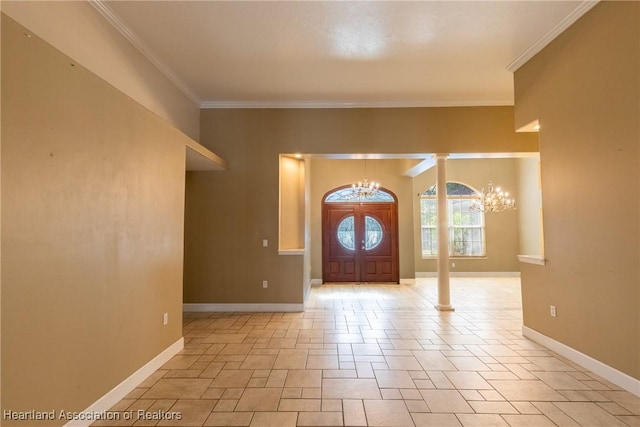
517;255;546;266
278;249;305;255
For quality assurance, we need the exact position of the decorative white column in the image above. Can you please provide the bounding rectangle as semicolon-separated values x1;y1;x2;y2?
435;154;454;311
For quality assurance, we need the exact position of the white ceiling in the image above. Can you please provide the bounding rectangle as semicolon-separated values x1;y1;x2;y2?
96;1;595;109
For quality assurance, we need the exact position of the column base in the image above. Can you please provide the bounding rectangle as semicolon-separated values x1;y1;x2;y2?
435;304;455;312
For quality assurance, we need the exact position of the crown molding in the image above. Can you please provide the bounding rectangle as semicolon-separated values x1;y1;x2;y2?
89;0;201;106
200;99;512;109
506;0;600;72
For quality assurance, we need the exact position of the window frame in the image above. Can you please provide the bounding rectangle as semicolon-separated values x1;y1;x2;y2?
420;182;486;259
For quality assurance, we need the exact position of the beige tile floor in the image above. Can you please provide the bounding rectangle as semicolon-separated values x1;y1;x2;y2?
94;278;640;426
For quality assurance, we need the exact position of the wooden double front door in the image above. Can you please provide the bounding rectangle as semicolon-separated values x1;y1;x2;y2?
322;202;399;283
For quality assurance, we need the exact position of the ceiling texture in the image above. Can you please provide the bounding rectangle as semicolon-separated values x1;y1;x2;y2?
95;1;597;109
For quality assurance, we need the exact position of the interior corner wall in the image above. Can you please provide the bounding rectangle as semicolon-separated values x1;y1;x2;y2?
0;2;4;416
514;1;640;380
1;15;186;424
1;1;200;140
412;158;520;273
309;159;415;281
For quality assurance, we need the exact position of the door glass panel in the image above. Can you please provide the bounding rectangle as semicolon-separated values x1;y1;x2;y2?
365;216;383;250
336;216;355;250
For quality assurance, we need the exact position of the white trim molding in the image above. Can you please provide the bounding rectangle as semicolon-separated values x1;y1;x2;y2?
416;272;521;278
310;279;323;287
506;1;600;72
183;303;304;313
278;249;305;256
64;338;184;427
523;326;640;397
400;278;416;285
89;0;200;105
200;99;512;110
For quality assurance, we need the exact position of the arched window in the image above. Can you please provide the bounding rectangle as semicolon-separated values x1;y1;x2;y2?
324;187;395;203
421;182;485;257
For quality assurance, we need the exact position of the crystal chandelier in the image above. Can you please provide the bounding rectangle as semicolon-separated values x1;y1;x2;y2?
350;178;380;200
347;160;380;200
471;180;516;213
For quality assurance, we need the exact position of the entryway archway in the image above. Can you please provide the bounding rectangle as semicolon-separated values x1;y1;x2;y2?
322;186;399;283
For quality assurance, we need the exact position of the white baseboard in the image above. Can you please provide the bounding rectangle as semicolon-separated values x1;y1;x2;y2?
310;279;323;287
64;337;184;427
522;326;640;397
183;303;304;312
416;271;521;278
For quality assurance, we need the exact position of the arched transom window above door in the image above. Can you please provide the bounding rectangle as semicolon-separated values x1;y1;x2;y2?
324;187;395;203
421;182;485;258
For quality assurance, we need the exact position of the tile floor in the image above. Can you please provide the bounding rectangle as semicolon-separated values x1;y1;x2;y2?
94;278;640;426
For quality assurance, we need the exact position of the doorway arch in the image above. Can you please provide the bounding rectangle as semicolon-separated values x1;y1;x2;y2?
322;186;399;283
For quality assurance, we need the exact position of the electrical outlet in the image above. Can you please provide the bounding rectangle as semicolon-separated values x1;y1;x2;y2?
163;312;169;326
263;239;268;247
262;280;268;288
451;262;456;268
550;305;557;317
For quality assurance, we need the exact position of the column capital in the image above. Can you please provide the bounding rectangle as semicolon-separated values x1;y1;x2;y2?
433;153;450;160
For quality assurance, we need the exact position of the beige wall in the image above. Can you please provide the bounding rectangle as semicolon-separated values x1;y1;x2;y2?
184;150;304;305
309;159;415;281
187;108;536;304
2;15;186;423
2;1;200;140
196;106;537;156
514;2;639;379
412;159;520;273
